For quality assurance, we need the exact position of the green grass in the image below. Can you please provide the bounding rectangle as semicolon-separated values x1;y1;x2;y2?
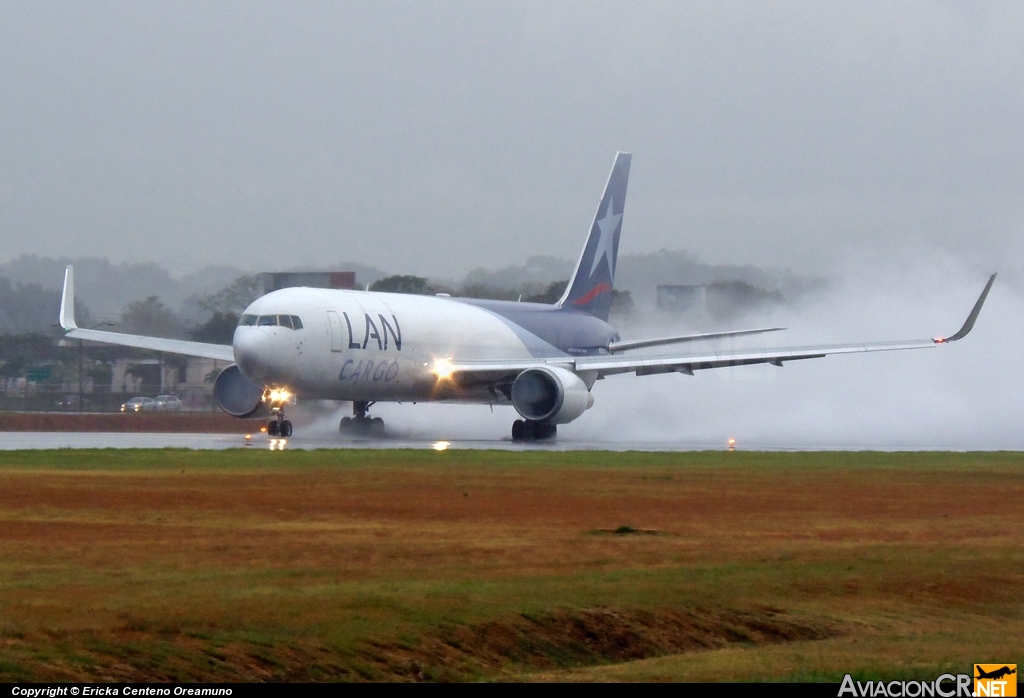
1;447;1022;471
0;449;1021;681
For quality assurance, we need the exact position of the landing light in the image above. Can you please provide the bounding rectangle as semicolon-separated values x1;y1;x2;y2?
432;357;454;381
266;388;293;404
727;438;736;452
432;441;450;451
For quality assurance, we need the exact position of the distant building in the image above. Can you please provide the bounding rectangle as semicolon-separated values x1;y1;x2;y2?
259;272;357;294
112;356;226;404
656;285;707;313
657;281;785;319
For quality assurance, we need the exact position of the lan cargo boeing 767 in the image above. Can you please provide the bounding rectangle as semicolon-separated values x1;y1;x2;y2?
57;153;995;441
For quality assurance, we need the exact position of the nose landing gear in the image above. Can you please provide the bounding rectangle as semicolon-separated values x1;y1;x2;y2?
267;406;293;438
511;419;557;442
264;389;294;438
339;400;385;438
267;416;292;437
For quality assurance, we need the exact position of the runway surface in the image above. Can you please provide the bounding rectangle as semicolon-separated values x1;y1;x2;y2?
0;431;976;451
0;431;720;451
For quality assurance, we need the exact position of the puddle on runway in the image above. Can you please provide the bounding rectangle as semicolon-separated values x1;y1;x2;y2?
0;431;960;452
0;431;737;452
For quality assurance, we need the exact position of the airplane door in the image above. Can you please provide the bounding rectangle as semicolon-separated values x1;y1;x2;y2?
326;311;345;352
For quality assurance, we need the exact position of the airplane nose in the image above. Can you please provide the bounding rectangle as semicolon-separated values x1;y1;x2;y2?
233;328;274;381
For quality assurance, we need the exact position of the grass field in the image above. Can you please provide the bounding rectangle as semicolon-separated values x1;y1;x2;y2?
0;448;1020;682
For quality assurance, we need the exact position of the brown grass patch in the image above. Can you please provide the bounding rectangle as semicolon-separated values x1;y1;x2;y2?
362;606;839;681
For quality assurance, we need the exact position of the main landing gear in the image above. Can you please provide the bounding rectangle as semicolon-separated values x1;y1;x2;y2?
267;408;293;438
511;419;557;442
340;400;385;438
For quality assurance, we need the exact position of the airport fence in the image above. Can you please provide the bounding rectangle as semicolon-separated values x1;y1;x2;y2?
0;383;219;413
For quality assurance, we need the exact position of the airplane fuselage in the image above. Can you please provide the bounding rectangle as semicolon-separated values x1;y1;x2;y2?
233;287;617;404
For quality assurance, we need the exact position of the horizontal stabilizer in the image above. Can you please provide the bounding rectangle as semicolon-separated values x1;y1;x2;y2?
608;327;785;353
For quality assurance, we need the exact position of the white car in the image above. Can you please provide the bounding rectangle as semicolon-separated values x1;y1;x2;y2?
153;395;183;412
121;397;154;413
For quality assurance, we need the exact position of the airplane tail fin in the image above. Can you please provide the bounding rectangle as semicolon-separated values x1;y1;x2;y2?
557;152;631;321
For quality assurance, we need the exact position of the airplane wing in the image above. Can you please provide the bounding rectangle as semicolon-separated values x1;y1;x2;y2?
59;266;235;362
443;274;996;382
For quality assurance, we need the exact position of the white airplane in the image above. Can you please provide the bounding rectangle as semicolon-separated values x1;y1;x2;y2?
58;152;995;441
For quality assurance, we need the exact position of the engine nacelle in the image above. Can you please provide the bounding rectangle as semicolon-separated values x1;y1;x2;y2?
214;364;267;418
510;366;594;424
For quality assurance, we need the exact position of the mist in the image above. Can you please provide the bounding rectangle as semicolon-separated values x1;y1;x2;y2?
302;256;1018;450
571;259;1020;450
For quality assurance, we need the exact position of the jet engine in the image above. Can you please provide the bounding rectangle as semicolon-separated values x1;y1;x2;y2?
214;364;266;418
510;366;593;424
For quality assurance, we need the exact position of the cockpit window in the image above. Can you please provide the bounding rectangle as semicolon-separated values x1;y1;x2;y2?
245;314;302;329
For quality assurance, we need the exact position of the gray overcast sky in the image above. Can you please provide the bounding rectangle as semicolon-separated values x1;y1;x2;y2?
1;1;1022;278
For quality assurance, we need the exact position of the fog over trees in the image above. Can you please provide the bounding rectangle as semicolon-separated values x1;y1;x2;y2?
0;249;807;340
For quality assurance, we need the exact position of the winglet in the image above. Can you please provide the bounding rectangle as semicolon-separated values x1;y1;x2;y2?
59;265;77;330
934;273;996;344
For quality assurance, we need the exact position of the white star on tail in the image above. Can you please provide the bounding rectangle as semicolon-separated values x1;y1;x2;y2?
589;196;622;278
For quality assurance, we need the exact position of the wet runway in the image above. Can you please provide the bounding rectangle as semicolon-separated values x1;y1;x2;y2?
0;431;726;451
0;431;972;452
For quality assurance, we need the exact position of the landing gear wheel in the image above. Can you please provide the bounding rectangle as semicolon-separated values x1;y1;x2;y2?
339;404;385;439
370;417;385;438
280;420;293;438
511;419;557;442
268;420;280;437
